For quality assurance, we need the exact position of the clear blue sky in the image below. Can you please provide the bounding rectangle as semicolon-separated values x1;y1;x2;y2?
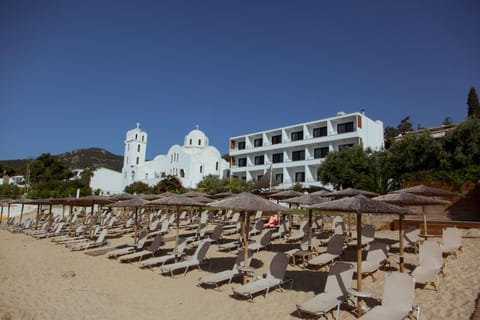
1;0;479;161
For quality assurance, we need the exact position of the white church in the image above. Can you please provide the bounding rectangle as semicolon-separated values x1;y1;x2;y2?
90;124;230;194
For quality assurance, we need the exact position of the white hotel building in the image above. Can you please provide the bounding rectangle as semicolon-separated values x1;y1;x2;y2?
229;111;384;189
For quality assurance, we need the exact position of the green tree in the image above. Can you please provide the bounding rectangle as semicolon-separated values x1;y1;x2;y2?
29;153;72;184
0;183;23;199
154;175;185;194
28;179;92;199
124;181;153;194
197;174;224;194
397;116;413;134
442;117;454;125
0;163;15;177
223;177;254;193
356;151;399;194
387;131;443;182
384;126;400;149
441;118;480;169
292;183;304;192
318;145;372;190
467;87;480;118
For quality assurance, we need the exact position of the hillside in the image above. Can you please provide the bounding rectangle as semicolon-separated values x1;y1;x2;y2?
0;148;123;175
57;148;123;171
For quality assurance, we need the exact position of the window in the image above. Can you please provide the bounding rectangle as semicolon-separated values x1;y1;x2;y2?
136;157;139;165
198;139;201;146
200;166;203;173
137;144;141;152
295;172;305;182
254;155;264;165
291;130;304;141
238;141;246;150
131;170;135;180
313;127;327;138
257;175;263;181
314;147;329;159
189;139;192;145
142;135;145;142
254;138;263;148
215;162;219;170
275;173;283;183
271;134;282;145
238;158;247;167
135;134;138;140
180;169;185;178
272;153;283;163
338;143;354;151
241;176;247;181
337;121;354;134
292;150;305;161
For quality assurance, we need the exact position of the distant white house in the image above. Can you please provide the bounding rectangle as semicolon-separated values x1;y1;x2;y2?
90;167;124;195
90;124;229;193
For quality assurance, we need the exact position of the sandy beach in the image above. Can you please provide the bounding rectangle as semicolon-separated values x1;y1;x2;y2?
1;220;479;320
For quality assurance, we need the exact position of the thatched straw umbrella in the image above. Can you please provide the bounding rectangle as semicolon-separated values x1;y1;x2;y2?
309;195;407;317
309;190;332;197
111;196;149;243
283;194;328;250
0;199;12;224
212;191;237;199
108;193;136;201
148;195;203;255
374;192;450;271
183;190;210;198
327;188;379;236
67;195;113;236
208;192;290;283
392;185;455;236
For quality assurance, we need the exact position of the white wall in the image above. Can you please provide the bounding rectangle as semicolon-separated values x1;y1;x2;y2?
90;167;123;195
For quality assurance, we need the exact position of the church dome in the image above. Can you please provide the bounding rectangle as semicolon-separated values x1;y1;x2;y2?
184;127;209;148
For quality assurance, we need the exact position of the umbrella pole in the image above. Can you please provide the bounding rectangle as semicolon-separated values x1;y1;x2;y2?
35;205;40;230
134;208;138;244
0;204;3;225
7;203;11;223
48;204;53;230
19;203;24;224
423;205;428;236
175;206;180;256
68;205;73;234
399;214;405;273
89;204;94;237
356;212;363;317
243;211;249;284
307;209;313;250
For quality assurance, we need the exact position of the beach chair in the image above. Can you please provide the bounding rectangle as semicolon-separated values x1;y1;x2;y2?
308;235;344;270
118;234;164;263
248;229;272;253
287;220;309;242
296;262;355;319
271;221;289;241
35;222;66;239
70;229;108;251
148;219;170;238
390;225;420;254
107;231;149;259
411;240;443;291
348;224;375;247
440;227;462;258
358;272;420;320
223;222;241;236
139;238;187;269
160;239;211;277
190;224;223;248
348;241;389;281
232;252;292;301
198;249;253;290
248;219;264;237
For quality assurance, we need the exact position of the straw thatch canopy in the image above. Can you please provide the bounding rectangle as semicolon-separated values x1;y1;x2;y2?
158;191;178;198
212;191;237;199
148;195;203;207
182;191;210;198
191;196;214;204
393;184;458;197
327;188;379;198
110;196;149;208
208;192;290;213
283;194;328;206
309;190;332;197
140;194;163;201
66;195;113;206
374;192;451;206
308;194;407;214
269;190;304;200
